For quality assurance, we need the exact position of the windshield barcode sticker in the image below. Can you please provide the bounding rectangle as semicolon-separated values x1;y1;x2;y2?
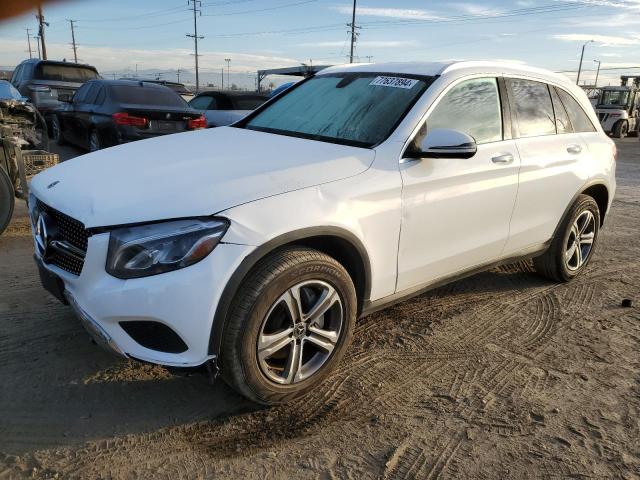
369;76;419;89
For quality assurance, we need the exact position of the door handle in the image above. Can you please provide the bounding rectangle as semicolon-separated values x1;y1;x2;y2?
567;144;582;154
491;153;514;164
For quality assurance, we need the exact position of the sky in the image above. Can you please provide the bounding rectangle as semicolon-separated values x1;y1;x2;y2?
0;0;639;89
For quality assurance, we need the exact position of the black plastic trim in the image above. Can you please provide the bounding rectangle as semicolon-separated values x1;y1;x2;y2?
207;226;372;356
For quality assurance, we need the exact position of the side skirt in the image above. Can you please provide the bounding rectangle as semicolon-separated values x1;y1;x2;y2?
360;244;549;317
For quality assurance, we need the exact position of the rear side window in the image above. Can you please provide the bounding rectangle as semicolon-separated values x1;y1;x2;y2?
83;83;101;104
190;95;213;110
230;96;266;110
427;77;502;144
549;87;572;134
509;79;556;138
109;85;186;107
556;88;596;133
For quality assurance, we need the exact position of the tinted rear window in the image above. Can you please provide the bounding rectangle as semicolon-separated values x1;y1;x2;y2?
230;96;266;110
509;79;556;138
109;85;187;107
557;88;596;133
36;64;99;82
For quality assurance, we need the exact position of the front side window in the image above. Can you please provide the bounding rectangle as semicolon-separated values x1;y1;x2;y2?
231;95;266;110
427;77;502;144
557;88;596;133
510;79;556;138
242;73;432;148
72;83;90;104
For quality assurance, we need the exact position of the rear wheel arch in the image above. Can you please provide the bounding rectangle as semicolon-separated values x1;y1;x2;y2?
581;183;609;225
208;227;371;358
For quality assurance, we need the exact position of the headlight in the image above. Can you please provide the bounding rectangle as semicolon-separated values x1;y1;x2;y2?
106;218;229;279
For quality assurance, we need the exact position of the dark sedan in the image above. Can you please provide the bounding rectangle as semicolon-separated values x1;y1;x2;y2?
51;80;206;152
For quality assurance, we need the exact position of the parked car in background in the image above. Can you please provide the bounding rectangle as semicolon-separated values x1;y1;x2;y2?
269;81;296;97
30;61;615;405
120;78;195;102
188;91;268;127
0;79;27;101
51;79;205;151
10;59;100;129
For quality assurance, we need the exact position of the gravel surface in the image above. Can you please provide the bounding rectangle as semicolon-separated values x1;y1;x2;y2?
0;139;638;479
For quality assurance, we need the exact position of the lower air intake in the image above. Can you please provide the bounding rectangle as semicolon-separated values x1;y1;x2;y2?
119;321;188;354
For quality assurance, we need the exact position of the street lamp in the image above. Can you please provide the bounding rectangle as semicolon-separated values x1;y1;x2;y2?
593;59;601;87
576;39;594;85
224;58;231;90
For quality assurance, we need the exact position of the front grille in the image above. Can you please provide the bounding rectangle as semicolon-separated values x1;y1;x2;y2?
36;199;89;275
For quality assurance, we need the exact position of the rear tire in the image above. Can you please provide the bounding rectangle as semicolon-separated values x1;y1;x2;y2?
221;247;357;405
533;194;600;282
612;120;628;138
0;168;15;236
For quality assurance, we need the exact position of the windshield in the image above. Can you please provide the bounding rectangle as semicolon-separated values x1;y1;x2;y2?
242;73;432;147
36;64;99;82
599;90;630;107
0;81;22;100
110;85;187;107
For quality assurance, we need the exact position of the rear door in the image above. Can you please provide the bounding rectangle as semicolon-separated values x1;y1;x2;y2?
397;76;521;290
62;82;91;146
502;78;591;255
73;82;101;148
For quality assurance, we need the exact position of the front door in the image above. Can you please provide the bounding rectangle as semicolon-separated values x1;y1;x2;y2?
397;77;520;291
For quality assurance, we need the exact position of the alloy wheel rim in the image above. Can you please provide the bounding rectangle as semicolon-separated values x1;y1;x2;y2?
257;280;343;385
565;210;596;271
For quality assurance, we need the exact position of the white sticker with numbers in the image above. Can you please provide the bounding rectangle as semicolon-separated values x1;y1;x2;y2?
369;76;419;89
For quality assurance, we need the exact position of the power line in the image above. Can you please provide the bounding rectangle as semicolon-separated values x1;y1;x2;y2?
186;0;204;93
201;0;317;16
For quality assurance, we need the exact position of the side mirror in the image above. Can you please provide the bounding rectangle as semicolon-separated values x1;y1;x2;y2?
407;128;477;159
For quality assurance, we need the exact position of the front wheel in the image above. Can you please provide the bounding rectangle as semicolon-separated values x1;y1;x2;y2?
613;120;628;138
89;129;102;152
221;247;357;405
51;116;66;146
533;194;600;282
0;168;15;236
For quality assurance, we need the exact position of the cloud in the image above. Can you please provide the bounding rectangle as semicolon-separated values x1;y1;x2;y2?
553;33;640;47
600;53;622;57
331;5;443;20
0;38;300;74
299;40;418;48
447;3;503;16
565;12;640;28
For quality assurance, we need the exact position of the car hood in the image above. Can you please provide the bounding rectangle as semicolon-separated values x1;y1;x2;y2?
31;127;374;228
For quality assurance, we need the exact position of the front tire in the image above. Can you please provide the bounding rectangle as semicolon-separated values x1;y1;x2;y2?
221;247;357;405
89;129;102;152
533;195;600;282
0;168;15;236
613;120;628;138
51;116;66;146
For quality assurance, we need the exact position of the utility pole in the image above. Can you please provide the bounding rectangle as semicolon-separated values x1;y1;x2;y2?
593;59;601;87
26;28;33;58
221;68;224;90
364;55;373;62
225;58;231;89
176;68;182;83
186;0;204;93
34;35;41;59
68;19;78;63
348;0;357;63
576;39;593;86
36;5;48;60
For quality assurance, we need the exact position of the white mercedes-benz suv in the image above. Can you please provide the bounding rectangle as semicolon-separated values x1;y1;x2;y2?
29;61;616;404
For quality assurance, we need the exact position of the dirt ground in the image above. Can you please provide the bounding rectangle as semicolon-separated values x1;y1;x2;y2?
0;139;638;480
